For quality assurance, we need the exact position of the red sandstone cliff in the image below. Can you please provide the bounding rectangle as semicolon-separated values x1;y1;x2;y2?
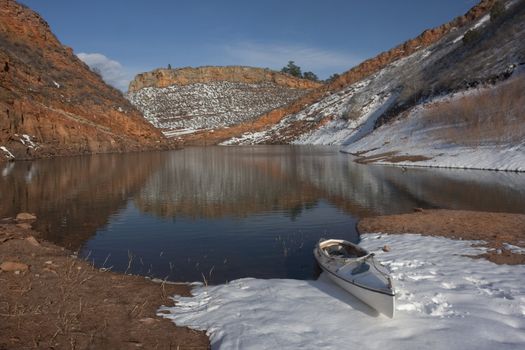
0;0;169;162
128;66;323;93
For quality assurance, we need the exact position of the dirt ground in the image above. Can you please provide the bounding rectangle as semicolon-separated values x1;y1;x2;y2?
0;218;209;350
358;209;525;265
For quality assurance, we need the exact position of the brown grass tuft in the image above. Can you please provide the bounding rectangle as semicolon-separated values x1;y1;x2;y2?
420;76;525;147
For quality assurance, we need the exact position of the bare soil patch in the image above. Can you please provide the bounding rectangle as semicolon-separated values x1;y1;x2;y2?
358;209;525;264
0;219;209;350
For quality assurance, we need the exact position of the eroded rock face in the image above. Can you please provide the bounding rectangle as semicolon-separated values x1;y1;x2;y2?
0;0;170;162
128;66;322;92
127;66;322;133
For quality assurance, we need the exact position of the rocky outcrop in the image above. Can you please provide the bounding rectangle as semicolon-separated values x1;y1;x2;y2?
128;66;322;92
0;0;170;162
127;66;321;133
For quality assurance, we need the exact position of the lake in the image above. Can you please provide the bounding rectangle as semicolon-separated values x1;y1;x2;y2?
1;146;524;283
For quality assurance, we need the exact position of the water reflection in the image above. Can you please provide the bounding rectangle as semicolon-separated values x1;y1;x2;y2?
1;146;524;282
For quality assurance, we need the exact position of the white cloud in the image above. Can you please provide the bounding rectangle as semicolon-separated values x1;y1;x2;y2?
77;52;132;91
221;42;363;79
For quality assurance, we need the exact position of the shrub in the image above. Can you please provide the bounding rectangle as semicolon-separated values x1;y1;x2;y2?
490;1;505;22
281;61;302;78
462;28;481;44
327;73;340;82
302;71;318;81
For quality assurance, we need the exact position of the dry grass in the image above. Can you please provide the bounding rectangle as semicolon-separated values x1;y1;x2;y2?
0;223;209;349
420;76;525;147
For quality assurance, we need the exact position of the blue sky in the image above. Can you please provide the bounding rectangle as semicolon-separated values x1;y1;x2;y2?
21;0;477;91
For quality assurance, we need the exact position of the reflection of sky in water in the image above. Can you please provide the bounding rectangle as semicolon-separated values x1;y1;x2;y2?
1;146;524;283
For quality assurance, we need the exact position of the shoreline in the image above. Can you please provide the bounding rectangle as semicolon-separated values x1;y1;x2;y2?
0;218;209;350
2;209;524;349
357;209;525;265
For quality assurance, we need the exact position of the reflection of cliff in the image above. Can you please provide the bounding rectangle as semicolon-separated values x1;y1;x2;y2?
0;152;166;249
134;147;323;219
135;146;525;221
3;146;523;251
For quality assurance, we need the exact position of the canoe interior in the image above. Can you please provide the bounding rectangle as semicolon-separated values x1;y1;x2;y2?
319;240;368;260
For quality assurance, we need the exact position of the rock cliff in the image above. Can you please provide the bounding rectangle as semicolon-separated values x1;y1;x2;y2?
128;66;322;92
0;0;169;162
127;66;321;134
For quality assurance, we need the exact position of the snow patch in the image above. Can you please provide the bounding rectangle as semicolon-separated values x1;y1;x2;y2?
19;134;38;149
0;146;15;159
503;243;525;255
160;234;525;350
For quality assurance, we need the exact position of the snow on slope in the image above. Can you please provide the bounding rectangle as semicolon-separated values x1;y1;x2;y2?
128;81;307;132
160;233;525;350
224;1;524;150
342;77;525;172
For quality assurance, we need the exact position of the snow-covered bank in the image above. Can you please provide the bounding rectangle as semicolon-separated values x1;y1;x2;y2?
343;138;525;172
342;76;525;172
160;234;525;350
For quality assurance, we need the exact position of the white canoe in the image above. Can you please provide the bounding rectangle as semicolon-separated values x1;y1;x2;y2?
314;239;395;318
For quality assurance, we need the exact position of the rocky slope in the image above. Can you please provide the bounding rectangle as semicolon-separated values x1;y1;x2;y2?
0;0;169;163
220;0;525;170
127;66;321;137
224;0;520;146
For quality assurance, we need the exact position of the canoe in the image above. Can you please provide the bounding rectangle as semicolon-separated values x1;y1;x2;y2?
313;239;395;318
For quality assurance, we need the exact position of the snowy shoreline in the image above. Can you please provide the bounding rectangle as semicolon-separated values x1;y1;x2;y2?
343;150;525;173
159;233;525;350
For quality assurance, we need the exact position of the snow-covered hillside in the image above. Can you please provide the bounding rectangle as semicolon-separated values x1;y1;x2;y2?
342;75;525;171
128;81;308;132
224;0;525;164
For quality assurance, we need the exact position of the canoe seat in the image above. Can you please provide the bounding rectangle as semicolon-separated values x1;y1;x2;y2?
324;244;367;259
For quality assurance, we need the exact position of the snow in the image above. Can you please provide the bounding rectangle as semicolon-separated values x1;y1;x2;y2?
341;84;525;172
453;14;491;44
0;146;15;159
128;81;308;133
19;134;38;149
503;243;525;255
159;233;525;350
162;128;200;138
223;42;444;146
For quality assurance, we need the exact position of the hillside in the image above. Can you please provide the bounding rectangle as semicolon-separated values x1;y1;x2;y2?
221;0;525;170
175;0;499;146
127;66;322;138
0;0;169;163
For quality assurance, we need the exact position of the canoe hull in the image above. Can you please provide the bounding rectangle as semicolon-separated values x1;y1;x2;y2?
319;262;395;318
314;239;395;318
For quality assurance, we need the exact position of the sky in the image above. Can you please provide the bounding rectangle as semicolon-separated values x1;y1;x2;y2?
20;0;478;91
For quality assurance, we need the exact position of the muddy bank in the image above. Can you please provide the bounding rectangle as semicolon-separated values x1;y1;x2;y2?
358;209;525;265
0;219;209;350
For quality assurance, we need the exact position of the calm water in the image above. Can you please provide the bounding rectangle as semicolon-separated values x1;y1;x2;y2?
1;146;524;283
